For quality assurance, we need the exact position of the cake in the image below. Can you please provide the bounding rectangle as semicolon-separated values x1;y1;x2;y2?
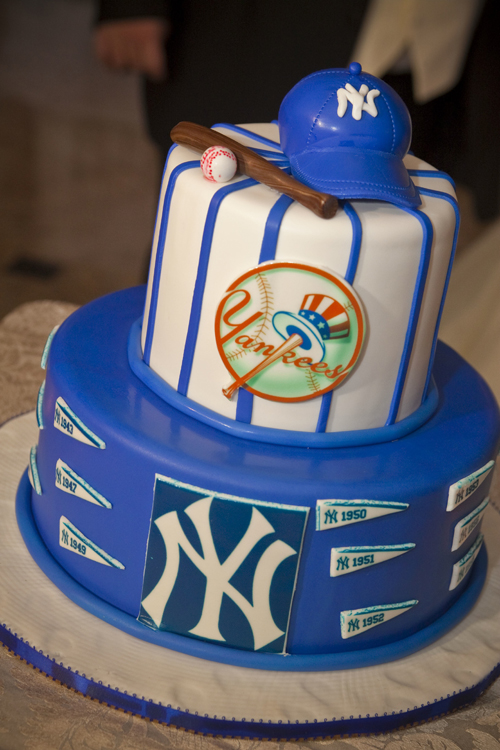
20;64;500;670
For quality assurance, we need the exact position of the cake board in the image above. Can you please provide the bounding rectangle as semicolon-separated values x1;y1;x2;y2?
2;412;500;741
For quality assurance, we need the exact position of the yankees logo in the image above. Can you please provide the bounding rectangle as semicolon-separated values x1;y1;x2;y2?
337;83;380;120
139;476;309;653
215;262;365;403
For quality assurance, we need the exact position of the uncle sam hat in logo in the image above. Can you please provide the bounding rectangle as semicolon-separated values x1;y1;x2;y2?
273;294;350;363
278;62;421;208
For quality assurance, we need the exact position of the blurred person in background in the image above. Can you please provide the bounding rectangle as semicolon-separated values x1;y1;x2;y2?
94;0;368;161
95;0;499;222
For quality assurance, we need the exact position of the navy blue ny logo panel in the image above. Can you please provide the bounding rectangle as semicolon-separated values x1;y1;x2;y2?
139;476;309;653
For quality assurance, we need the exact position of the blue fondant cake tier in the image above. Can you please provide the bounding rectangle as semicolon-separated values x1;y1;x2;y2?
26;286;500;667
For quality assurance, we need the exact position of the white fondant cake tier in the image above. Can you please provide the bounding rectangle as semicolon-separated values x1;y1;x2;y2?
141;123;458;436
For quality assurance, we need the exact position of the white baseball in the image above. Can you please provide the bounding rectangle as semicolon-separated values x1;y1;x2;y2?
200;146;237;183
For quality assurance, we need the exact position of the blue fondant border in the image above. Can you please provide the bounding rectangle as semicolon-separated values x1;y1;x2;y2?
17;469;487;673
128;318;439;447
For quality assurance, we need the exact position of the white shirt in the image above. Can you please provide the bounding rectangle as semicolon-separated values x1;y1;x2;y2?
352;0;485;103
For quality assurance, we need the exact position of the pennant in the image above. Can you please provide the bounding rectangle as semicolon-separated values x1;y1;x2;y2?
340;599;418;639
316;499;408;530
451;496;489;551
331;543;415;577
447;460;495;511
54;397;105;449
449;534;483;590
40;324;60;370
36;380;45;429
59;517;124;569
55;459;112;509
28;445;42;496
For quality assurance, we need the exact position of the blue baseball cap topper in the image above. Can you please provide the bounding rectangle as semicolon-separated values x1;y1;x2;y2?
278;62;420;208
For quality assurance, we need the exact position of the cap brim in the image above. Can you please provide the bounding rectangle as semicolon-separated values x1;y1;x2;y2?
290;147;421;209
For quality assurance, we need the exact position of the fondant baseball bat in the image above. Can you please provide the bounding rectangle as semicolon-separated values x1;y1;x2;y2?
222;333;303;400
170;122;338;219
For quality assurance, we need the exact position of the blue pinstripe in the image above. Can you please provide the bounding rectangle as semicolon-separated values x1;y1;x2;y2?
316;201;363;433
178;178;257;395
143;159;200;365
386;208;434;425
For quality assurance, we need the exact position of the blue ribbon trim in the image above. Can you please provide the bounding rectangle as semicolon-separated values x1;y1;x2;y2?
0;627;496;742
1;621;497;741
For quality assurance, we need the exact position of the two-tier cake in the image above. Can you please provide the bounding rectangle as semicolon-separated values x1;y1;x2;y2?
20;65;500;675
